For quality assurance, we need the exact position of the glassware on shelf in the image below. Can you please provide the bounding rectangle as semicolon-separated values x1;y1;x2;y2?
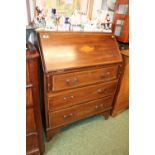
51;8;56;15
33;6;47;29
57;16;65;31
64;17;71;31
33;6;113;33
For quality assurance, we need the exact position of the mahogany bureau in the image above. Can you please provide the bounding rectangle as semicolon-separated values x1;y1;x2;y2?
38;32;123;141
26;49;45;155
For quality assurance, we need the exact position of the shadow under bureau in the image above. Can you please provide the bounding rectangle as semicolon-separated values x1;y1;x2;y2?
38;32;123;141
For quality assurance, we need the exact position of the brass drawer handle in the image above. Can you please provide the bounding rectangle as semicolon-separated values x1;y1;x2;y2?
64;97;67;100
66;79;70;85
97;88;105;93
95;105;100;109
100;72;110;79
64;95;75;100
95;104;103;110
70;95;74;99
66;77;79;86
74;77;78;82
63;113;73;119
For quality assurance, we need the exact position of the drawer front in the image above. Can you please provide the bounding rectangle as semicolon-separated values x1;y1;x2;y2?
26;88;33;107
49;96;113;128
51;65;118;91
48;80;117;111
26;108;36;133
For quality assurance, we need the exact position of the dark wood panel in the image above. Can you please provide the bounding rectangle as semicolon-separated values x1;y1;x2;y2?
26;61;31;85
26;108;36;133
26;49;45;154
38;32;122;72
48;80;118;111
26;87;33;108
117;0;129;4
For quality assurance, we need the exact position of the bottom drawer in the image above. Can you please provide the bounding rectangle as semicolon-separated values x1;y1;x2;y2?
49;96;113;128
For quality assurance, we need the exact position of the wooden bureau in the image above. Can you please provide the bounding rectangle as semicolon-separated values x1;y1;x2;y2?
37;32;123;141
26;49;45;155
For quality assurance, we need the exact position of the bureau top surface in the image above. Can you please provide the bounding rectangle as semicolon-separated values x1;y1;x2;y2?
38;32;122;73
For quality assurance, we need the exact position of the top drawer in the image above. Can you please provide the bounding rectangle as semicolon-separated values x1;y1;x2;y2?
49;65;118;92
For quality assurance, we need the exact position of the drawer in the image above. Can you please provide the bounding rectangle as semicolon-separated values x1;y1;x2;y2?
26;108;36;133
26;87;33;107
50;65;118;91
49;96;113;128
48;80;118;111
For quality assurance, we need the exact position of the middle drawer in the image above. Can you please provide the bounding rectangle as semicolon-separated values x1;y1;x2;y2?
48;80;118;111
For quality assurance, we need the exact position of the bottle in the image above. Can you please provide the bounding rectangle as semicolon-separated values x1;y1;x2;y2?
64;17;70;31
